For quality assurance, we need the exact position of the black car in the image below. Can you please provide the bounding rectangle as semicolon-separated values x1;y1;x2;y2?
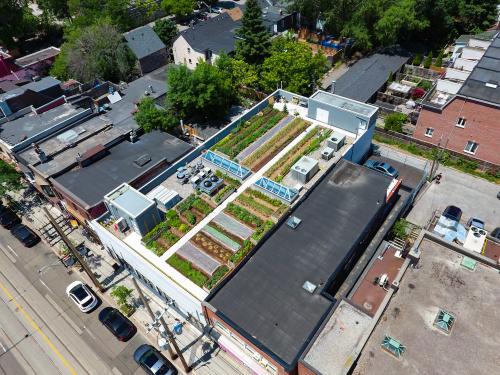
442;205;462;222
10;224;40;247
98;307;137;342
0;208;21;229
134;344;178;375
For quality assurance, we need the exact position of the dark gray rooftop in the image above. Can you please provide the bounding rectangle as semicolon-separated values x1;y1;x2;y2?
459;34;500;105
207;160;392;368
333;52;410;102
52;131;192;208
14;47;60;68
178;13;241;54
0;76;60;101
124;26;166;60
0;103;87;147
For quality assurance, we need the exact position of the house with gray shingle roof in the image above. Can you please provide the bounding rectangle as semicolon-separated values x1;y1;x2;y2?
124;25;167;75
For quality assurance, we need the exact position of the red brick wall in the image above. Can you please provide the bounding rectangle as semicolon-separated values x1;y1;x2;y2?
297;362;318;375
413;97;500;165
203;306;293;375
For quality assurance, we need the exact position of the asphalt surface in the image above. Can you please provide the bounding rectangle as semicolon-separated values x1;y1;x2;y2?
0;226;148;375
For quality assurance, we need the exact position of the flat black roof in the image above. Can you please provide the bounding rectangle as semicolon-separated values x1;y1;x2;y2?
207;160;392;368
52;131;192;208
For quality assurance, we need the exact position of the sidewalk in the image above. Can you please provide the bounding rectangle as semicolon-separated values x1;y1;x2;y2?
10;192;250;375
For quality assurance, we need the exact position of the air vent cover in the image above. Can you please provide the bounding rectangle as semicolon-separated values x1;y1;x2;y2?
287;216;302;229
434;309;455;334
302;281;317;294
134;154;151;167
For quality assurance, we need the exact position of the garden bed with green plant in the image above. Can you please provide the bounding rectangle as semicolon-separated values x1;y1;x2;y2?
374;134;500;184
242;118;311;172
191;232;234;263
142;210;188;256
229;240;254;265
212;107;286;158
225;202;277;245
265;127;331;182
167;254;208;287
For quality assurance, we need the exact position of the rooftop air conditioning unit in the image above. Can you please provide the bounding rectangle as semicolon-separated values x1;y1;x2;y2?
378;273;389;287
327;132;346;151
114;217;128;233
321;147;334;160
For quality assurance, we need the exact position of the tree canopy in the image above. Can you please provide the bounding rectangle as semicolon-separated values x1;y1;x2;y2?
0;160;23;197
135;97;177;133
153;18;178;48
166;62;236;121
235;0;271;65
161;0;195;19
51;23;136;82
290;0;499;52
260;37;329;96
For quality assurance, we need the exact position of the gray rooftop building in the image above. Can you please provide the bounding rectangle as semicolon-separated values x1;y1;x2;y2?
124;26;167;75
205;160;394;373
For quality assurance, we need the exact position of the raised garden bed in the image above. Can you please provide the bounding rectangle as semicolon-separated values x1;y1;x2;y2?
225;203;264;228
143;211;187;256
213;108;286;158
242;118;310;172
265;127;331;182
244;189;288;217
167;254;208;287
212;212;254;239
191;232;233;263
176;194;214;220
236;194;275;218
213;185;235;205
203;225;241;252
229;240;254;264
214;170;242;188
205;266;230;290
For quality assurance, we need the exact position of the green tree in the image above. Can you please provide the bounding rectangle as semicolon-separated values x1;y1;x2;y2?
38;0;71;20
384;112;407;133
435;49;444;67
136;0;159;19
0;160;23;197
161;0;195;18
215;53;259;89
53;23;136;82
423;51;433;69
135;97;177;133
153;18;178;48
235;0;271;65
166;62;236;121
412;53;422;66
260;37;329;96
111;286;134;315
0;1;40;47
391;218;409;239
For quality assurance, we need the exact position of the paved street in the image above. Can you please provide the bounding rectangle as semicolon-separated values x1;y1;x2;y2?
0;226;147;375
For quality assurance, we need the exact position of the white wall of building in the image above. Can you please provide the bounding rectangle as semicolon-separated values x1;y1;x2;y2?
461;47;485;61
173;35;221;70
453;58;478;71
90;220;207;325
467;38;491;50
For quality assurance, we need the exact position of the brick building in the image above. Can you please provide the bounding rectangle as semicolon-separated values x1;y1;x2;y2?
413;34;500;166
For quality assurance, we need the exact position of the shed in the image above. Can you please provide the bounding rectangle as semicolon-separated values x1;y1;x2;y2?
124;26;167;75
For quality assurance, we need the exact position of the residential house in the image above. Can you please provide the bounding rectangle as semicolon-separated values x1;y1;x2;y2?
14;47;60;76
173;10;242;69
259;0;298;34
413;33;500;166
124;26;167;75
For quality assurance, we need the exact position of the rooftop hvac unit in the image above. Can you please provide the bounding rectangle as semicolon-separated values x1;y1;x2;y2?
378;273;389;287
114;217;128;233
327;132;346;151
321;146;334;160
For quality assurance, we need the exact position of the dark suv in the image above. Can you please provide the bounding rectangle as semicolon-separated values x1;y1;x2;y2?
0;208;21;229
10;224;40;247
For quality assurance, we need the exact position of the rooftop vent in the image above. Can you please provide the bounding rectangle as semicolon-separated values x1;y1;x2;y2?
485;81;498;89
134;154;151;167
434;309;455;334
286;216;302;229
381;335;406;358
302;281;317;294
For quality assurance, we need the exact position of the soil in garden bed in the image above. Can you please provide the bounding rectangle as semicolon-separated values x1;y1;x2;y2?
241;191;279;211
191;233;232;263
207;222;244;247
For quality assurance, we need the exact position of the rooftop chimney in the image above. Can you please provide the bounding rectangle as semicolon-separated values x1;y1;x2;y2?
32;142;48;163
330;80;336;94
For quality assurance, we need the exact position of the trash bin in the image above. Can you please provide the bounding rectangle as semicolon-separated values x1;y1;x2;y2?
173;322;183;335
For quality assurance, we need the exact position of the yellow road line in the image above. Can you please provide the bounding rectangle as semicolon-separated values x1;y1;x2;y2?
0;280;78;375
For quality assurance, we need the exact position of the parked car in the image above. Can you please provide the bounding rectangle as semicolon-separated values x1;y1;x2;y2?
134;344;178;375
490;228;500;242
466;217;485;229
364;160;399;178
98;307;137;342
442;205;462;222
10;224;40;247
66;281;98;313
0;208;22;229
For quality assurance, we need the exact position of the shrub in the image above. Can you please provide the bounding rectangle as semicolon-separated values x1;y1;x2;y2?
246;189;283;207
392;219;409;239
161;231;180;246
412;53;422;66
214;185;234;204
205;266;229;289
167;255;208;287
192;198;212;215
111;285;134;315
388;71;394;82
177;194;196;213
214;170;241;187
166;209;178;220
179;223;189;233
435;50;443;67
230;240;253;264
143;221;169;244
226;203;263;227
412;87;426;99
185;211;196;225
423;51;433;69
417;80;432;91
384;113;407;133
252;220;275;241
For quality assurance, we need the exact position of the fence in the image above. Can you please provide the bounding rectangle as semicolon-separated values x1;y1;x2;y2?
139;92;277;194
374;128;499;172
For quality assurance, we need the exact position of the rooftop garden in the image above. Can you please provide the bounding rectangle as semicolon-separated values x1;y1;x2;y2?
265;127;332;182
212;170;242;205
242;118;311;171
142;194;214;256
212;107;287;159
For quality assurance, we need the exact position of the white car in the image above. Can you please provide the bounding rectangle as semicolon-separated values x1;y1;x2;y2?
66;281;97;312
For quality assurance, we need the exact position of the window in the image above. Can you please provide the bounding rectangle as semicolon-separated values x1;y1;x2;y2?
464;140;478;154
215;321;230;335
424;128;434;137
188;59;192;64
359;119;367;130
41;185;56;197
187;47;191;53
456;117;466;128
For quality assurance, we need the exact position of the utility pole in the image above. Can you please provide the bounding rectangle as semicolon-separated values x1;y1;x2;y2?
43;207;105;292
131;277;191;373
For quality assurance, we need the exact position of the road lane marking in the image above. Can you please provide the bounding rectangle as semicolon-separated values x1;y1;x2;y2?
6;245;18;257
0;280;78;375
39;279;54;294
112;367;123;375
83;326;96;340
0;244;16;263
0;339;6;352
44;294;83;335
